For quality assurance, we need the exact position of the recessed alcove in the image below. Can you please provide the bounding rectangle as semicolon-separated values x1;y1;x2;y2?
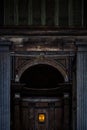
20;64;64;89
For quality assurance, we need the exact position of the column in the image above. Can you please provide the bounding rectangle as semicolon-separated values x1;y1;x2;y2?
41;0;46;25
68;0;73;26
0;41;11;130
28;0;32;25
81;0;84;27
14;0;19;25
76;42;87;130
54;0;59;26
4;0;10;25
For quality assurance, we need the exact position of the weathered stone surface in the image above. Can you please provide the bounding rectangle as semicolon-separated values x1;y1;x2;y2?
0;41;11;130
76;42;87;130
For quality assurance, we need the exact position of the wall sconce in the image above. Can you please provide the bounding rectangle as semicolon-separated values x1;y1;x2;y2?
38;113;45;123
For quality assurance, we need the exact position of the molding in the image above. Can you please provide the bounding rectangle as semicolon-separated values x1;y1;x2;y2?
18;58;68;82
0;40;12;52
0;40;11;46
76;41;87;52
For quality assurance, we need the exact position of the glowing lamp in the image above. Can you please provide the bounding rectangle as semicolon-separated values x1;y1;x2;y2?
38;113;45;123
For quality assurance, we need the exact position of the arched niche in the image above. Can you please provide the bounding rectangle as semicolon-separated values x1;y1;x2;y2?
18;58;68;83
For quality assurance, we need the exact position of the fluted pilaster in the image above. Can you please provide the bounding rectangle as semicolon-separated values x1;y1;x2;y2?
77;42;87;130
0;41;11;130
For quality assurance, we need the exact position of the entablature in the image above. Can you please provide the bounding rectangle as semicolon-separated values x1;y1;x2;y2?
0;28;87;53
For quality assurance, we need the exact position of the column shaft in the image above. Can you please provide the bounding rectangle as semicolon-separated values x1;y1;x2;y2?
0;42;11;130
77;44;87;130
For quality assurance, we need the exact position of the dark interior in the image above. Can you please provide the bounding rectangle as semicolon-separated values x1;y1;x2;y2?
20;64;64;89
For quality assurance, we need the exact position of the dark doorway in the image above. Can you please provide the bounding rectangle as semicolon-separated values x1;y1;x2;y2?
12;64;72;130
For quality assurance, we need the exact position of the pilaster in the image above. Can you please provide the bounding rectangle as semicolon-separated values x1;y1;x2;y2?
0;40;11;130
76;42;87;130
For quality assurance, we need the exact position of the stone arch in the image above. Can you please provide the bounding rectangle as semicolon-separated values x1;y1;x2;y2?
18;58;68;82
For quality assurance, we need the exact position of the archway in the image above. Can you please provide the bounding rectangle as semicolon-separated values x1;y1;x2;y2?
18;58;68;83
20;63;65;96
13;63;72;130
20;64;64;88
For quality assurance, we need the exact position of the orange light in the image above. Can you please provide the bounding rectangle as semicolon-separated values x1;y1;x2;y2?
38;114;45;122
